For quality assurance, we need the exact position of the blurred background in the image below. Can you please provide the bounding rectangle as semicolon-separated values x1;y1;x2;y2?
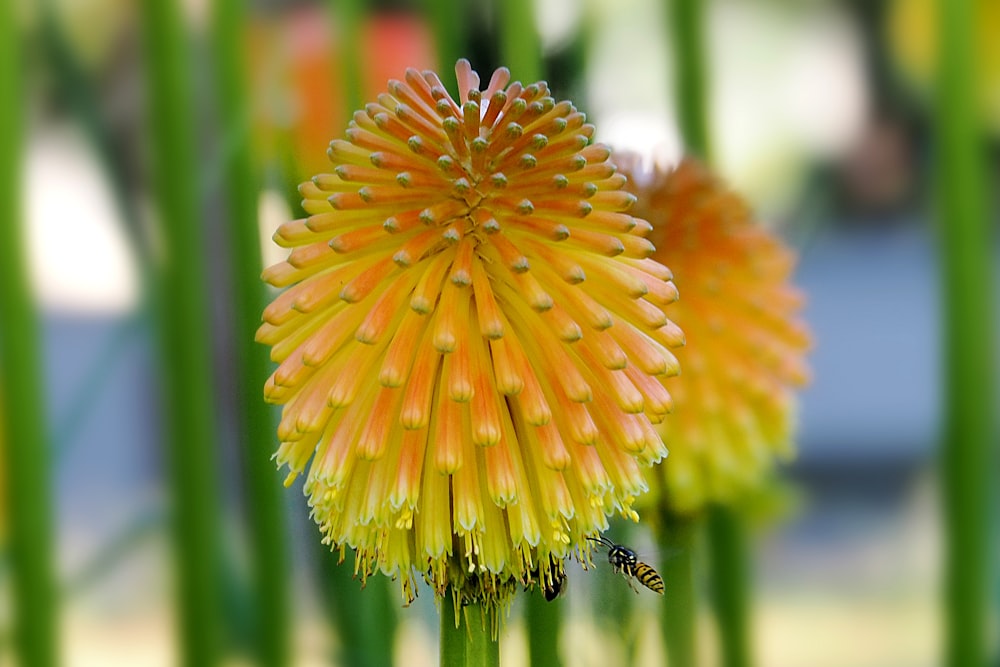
2;0;998;665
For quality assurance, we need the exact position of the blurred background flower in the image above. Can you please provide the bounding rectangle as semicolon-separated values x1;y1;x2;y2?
622;157;811;515
247;6;437;182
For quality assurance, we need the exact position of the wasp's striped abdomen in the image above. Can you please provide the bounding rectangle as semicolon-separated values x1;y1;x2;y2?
632;561;665;594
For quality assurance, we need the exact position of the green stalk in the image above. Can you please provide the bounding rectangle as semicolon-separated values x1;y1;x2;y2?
464;603;499;667
330;0;364;122
668;0;711;160
316;545;397;667
935;1;996;666
140;0;223;664
0;10;58;667
440;598;467;666
440;597;499;667
658;512;698;667
497;0;543;83
423;0;465;91
525;589;562;667
707;505;751;667
210;0;290;664
661;16;714;665
669;1;757;663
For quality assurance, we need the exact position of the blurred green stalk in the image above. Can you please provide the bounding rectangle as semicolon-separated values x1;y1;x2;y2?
210;0;291;664
0;11;58;667
526;588;562;667
668;0;753;664
140;0;224;664
423;0;465;90
330;0;364;121
658;512;697;667
669;0;755;663
440;597;499;667
935;1;996;666
707;505;751;667
316;544;397;667
498;0;542;84
669;0;711;161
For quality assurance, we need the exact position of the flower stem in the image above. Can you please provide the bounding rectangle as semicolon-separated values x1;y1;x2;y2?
669;0;711;160
0;10;57;666
707;505;752;667
425;0;466;94
329;0;363;120
935;0;996;665
210;0;291;663
140;0;224;662
440;597;499;667
465;604;500;667
316;547;397;667
658;512;698;667
669;3;758;664
526;589;562;667
498;0;542;83
440;598;467;666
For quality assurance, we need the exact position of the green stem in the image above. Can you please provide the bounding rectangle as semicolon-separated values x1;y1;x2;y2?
330;0;364;121
440;598;467;666
668;0;711;160
210;0;290;664
497;0;543;83
526;589;562;667
316;546;397;667
707;505;752;667
669;5;759;666
0;10;57;666
935;1;996;666
658;512;698;667
466;604;500;667
140;0;223;663
423;0;465;92
440;598;499;667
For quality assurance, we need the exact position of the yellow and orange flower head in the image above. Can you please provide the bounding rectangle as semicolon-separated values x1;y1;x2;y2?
257;61;684;614
621;157;811;515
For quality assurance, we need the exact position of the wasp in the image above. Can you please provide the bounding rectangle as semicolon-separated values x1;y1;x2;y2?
587;535;664;595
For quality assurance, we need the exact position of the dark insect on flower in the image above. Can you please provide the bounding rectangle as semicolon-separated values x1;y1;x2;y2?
528;558;567;601
587;535;664;595
542;569;567;601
